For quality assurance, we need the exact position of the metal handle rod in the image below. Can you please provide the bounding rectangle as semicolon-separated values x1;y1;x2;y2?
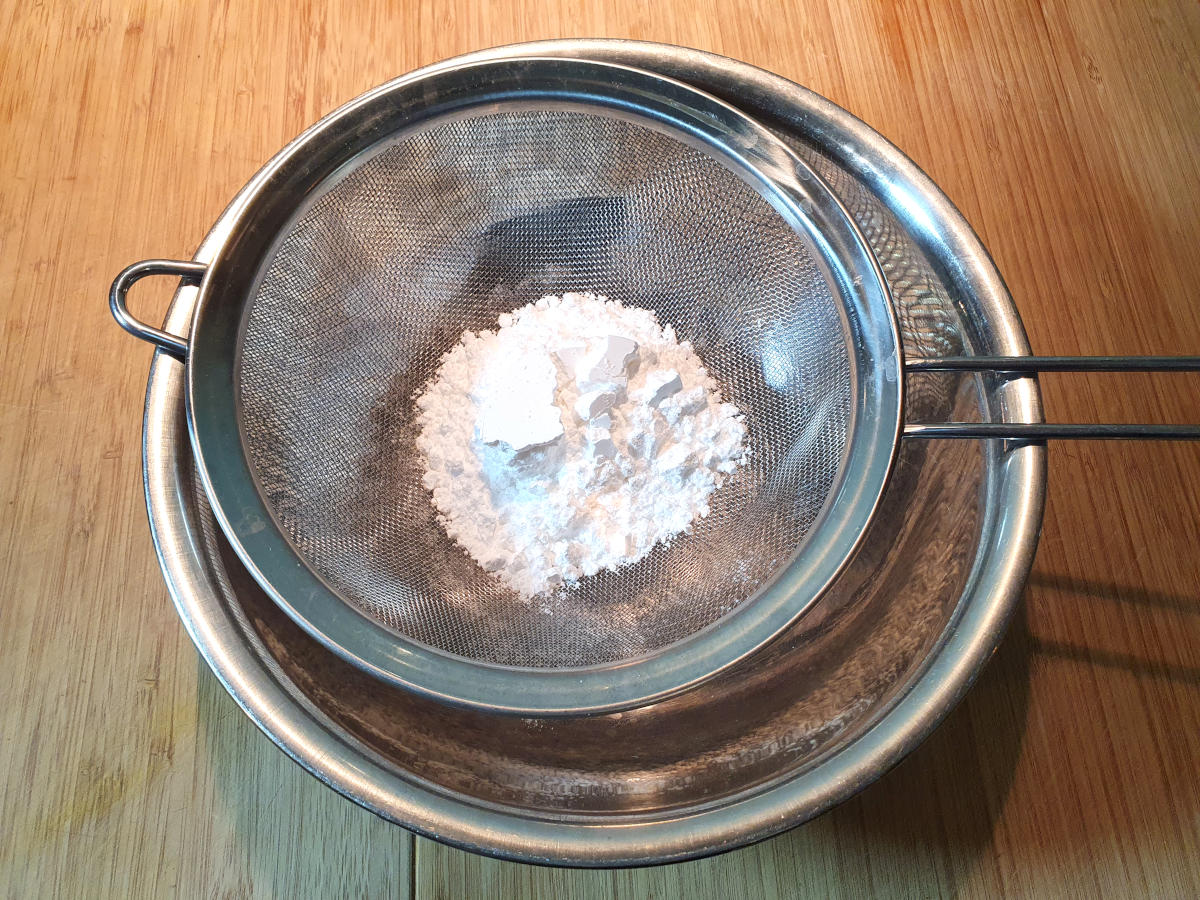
110;259;207;361
905;423;1200;440
906;355;1200;373
905;355;1200;440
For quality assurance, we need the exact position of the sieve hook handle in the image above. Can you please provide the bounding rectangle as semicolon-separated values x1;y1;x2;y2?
110;259;207;361
904;355;1200;440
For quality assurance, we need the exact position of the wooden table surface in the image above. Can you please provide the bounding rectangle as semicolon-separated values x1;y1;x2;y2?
3;1;1199;897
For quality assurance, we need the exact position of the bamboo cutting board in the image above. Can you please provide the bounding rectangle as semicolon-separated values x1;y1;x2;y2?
2;1;1199;897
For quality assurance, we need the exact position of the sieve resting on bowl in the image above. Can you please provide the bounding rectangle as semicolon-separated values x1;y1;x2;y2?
111;56;1200;716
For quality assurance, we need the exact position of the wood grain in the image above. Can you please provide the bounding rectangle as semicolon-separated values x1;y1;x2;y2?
1;1;1198;898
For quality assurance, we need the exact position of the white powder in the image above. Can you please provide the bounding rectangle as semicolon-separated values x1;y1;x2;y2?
415;292;748;597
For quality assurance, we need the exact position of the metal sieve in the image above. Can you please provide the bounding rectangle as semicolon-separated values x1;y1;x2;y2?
112;55;1199;716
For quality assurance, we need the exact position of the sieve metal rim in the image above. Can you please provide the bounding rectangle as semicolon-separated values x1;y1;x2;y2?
141;56;901;715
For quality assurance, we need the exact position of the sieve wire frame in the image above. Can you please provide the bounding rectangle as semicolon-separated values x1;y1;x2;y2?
182;56;904;715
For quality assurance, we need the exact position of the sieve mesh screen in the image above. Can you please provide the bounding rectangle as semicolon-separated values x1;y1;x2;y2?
237;106;853;667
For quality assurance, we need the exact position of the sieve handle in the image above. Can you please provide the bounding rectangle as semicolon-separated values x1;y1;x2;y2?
110;259;207;361
904;355;1200;440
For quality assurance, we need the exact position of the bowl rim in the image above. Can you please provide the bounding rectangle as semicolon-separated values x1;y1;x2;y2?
141;39;1046;867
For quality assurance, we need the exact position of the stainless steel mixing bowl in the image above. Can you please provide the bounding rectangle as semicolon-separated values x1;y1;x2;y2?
139;40;1045;865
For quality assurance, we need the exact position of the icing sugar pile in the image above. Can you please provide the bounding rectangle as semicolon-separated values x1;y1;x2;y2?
415;292;748;597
